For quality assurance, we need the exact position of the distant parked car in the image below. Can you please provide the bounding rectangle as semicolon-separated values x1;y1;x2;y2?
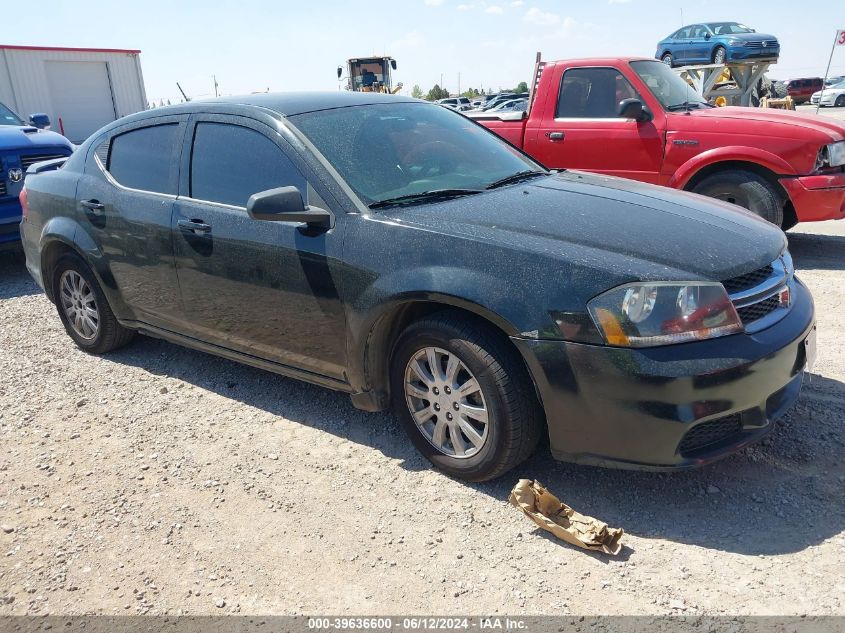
810;81;845;108
787;78;824;105
489;99;527;113
436;97;472;111
656;22;780;67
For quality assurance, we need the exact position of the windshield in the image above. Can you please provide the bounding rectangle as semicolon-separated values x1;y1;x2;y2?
0;102;25;126
707;22;753;35
630;60;710;110
831;82;845;90
288;102;544;205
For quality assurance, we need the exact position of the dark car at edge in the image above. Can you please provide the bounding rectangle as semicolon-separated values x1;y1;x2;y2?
20;92;816;481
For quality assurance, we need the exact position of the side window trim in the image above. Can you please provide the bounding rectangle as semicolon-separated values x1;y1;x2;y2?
90;114;188;197
554;66;644;121
180;113;316;211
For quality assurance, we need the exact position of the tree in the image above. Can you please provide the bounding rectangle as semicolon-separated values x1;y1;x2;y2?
514;81;529;93
411;85;424;99
425;84;449;101
461;87;481;99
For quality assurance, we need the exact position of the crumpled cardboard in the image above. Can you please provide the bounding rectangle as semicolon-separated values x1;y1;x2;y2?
508;479;623;555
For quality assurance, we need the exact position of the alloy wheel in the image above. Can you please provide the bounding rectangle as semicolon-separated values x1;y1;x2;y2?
403;346;489;458
714;47;726;65
59;270;100;340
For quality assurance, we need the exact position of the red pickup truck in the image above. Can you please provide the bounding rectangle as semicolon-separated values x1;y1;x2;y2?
473;57;845;229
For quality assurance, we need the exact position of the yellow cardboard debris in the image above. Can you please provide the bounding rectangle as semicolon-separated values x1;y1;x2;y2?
508;479;623;555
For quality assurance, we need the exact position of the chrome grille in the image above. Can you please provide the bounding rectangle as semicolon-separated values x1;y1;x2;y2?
20;154;67;170
745;40;777;49
722;253;792;331
737;294;780;323
0;181;6;196
722;264;774;294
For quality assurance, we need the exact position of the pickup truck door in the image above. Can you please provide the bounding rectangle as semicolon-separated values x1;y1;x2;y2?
527;66;664;183
171;114;348;381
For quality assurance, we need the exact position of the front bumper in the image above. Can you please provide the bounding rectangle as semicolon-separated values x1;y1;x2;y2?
513;279;815;470
727;47;780;62
780;172;845;222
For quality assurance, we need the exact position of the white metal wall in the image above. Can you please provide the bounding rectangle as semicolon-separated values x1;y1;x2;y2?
0;47;147;142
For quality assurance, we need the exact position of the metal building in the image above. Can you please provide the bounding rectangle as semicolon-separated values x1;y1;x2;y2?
0;45;148;143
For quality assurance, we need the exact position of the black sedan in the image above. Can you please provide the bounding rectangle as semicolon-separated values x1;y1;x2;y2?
20;92;815;481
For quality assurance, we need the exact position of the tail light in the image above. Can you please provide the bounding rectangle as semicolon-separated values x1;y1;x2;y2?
19;185;29;220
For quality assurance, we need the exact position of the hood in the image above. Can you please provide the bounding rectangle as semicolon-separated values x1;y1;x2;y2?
386;172;786;285
684;106;845;142
719;32;777;42
0;126;73;150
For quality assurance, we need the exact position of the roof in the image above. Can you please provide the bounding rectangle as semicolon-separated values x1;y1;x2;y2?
0;45;141;54
203;91;418;116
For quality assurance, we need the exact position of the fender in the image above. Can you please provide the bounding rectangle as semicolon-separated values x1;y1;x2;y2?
668;146;798;190
345;265;528;401
38;217;128;316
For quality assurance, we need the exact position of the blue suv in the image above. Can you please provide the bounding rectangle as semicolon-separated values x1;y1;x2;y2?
656;22;780;67
1;102;73;250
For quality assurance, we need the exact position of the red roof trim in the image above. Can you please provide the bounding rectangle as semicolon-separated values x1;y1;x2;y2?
0;45;141;54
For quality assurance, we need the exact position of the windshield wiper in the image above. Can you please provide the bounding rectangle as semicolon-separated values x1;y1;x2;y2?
485;170;547;189
368;188;483;209
667;101;712;111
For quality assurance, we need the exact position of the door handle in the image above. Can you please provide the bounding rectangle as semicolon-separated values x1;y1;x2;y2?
80;199;105;214
546;131;565;141
178;218;212;235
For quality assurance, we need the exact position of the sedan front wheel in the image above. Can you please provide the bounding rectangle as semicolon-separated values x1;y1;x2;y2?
390;312;543;481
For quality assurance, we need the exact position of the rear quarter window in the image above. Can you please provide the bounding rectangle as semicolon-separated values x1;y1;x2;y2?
107;124;179;194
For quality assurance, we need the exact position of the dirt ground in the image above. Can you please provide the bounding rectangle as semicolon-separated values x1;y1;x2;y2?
0;220;843;617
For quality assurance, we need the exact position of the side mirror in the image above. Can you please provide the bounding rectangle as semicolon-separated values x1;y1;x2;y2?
247;186;332;228
337;66;343;79
704;32;711;40
390;59;397;70
617;98;651;122
29;113;51;130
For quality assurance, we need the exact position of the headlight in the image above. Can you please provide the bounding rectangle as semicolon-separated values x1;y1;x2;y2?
817;141;845;170
587;282;743;347
727;38;744;46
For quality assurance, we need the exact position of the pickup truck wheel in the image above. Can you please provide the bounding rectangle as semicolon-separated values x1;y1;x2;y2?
52;253;134;354
713;46;727;65
691;170;784;228
661;53;674;67
390;313;543;482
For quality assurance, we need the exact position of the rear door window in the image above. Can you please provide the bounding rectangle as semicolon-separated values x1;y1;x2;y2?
557;67;642;118
189;122;306;208
107;123;180;194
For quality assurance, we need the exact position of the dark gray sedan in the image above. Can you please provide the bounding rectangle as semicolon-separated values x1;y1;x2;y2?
20;92;815;480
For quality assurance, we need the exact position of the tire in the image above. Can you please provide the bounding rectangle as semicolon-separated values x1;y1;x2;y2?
713;46;727;65
773;81;788;99
691;170;784;228
836;95;845;108
661;53;674;67
390;312;543;482
52;253;134;354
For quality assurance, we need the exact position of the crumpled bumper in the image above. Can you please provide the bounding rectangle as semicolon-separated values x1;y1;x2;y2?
512;279;815;470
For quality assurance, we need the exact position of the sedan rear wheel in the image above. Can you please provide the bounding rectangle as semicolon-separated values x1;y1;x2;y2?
662;53;674;67
390;312;543;481
52;253;135;354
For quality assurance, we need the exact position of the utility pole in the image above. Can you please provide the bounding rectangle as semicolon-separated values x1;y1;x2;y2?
213;75;219;98
440;73;444;91
458;72;461;96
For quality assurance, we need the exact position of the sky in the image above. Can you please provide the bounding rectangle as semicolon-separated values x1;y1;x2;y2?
5;0;845;104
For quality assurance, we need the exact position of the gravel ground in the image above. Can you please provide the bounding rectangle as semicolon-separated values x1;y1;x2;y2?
0;221;844;617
